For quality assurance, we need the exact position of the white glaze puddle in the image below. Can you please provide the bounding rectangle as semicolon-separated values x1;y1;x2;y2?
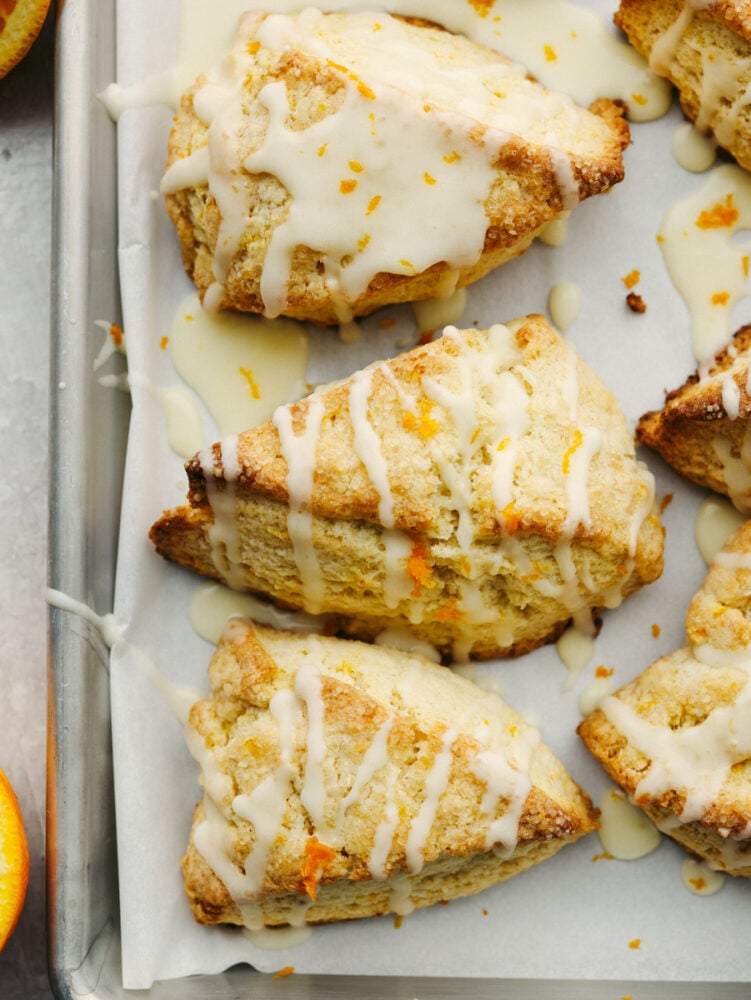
680;857;725;896
597;788;661;860
556;624;595;688
694;496;747;565
170;293;309;435
190;580;333;645
658;163;751;365
412;287;467;334
548;281;582;331
578;673;615;717
672;123;717;174
243;925;313;949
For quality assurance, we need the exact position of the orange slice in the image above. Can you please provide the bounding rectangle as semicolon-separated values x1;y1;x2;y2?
0;0;51;80
0;768;29;951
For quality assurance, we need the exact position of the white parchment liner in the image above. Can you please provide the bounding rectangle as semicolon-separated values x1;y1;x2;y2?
108;0;750;987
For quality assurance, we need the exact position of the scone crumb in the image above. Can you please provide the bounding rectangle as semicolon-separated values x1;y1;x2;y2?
393;914;404;929
651;623;661;638
626;291;646;313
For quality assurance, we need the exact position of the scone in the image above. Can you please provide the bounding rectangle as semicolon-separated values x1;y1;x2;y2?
161;9;629;324
615;0;751;169
637;324;751;513
579;521;751;877
150;315;665;661
182;619;598;927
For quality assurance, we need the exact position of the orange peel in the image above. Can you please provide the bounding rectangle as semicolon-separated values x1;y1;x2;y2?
0;0;51;80
0;767;29;951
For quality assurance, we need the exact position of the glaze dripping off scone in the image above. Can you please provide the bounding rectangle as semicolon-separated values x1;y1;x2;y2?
150;315;664;660
182;620;597;927
162;8;628;324
637;324;751;513
616;0;751;169
579;521;751;877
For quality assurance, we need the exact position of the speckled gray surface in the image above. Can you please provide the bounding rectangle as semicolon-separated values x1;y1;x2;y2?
0;10;54;998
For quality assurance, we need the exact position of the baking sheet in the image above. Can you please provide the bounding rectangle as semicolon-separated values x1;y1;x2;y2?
108;0;750;989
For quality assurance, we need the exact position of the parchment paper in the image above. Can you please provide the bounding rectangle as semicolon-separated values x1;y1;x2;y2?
108;0;751;988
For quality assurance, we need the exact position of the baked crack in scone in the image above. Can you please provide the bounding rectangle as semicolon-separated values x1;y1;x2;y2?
637;324;751;513
150;316;665;660
615;0;751;169
579;521;751;877
182;620;598;927
161;9;629;324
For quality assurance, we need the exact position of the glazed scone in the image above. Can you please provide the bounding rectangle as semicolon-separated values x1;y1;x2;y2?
615;0;751;169
182;619;598;927
637;324;751;513
150;315;665;661
161;9;629;324
578;521;751;878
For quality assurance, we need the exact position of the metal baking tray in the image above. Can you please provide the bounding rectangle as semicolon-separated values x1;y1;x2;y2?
46;0;749;996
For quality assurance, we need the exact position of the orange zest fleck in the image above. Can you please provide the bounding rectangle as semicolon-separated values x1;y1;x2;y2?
159;336;169;351
402;398;439;439
393;914;404;929
273;966;295;979
326;59;376;100
349;160;364;173
407;540;435;597
711;291;730;305
379;317;396;329
482;908;489;916
184;313;194;322
109;323;124;347
591;850;613;862
317;144;327;158
656;234;665;244
622;269;640;290
595;665;614;678
496;437;510;452
247;40;261;55
424;172;437;185
651;623;661;638
301;837;336;901
743;255;749;277
660;492;673;513
696;194;739;229
468;0;494;15
366;194;382;216
544;44;557;61
631;93;647;106
443;151;461;164
629;938;641;950
400;258;415;272
689;876;707;891
340;178;357;194
239;366;260;400
433;597;463;622
562;429;583;474
501;501;521;534
357;234;371;252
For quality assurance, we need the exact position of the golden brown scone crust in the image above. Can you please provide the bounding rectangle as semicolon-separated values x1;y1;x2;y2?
165;12;628;324
616;0;751;169
182;621;597;926
579;521;751;877
636;324;751;512
150;316;665;660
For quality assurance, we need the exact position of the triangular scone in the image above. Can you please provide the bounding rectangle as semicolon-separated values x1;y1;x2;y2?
182;620;597;927
151;316;664;661
161;9;628;324
616;0;751;170
579;521;751;878
637;324;751;513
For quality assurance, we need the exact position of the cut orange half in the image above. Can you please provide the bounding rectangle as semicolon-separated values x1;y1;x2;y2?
0;0;51;80
0;768;29;951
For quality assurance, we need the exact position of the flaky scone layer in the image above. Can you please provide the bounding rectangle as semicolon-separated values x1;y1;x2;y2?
151;316;664;660
616;0;751;169
163;9;628;323
637;324;751;512
579;521;751;877
183;621;597;927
